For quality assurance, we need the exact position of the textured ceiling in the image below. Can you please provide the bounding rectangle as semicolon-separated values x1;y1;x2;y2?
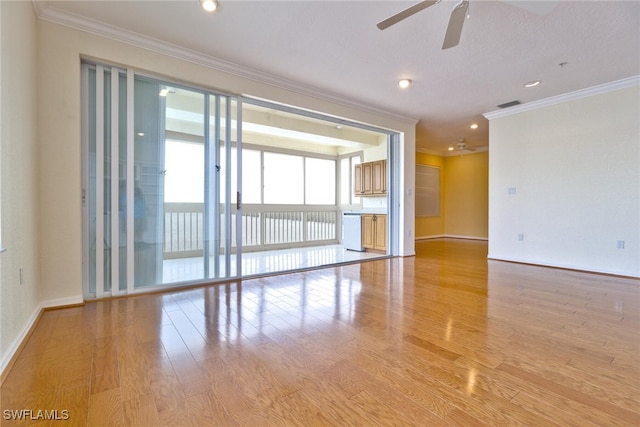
35;0;640;154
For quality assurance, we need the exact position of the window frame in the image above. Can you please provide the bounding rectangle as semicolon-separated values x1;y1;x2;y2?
338;151;363;209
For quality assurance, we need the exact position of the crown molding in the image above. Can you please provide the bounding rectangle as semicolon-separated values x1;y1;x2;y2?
417;146;489;157
33;2;418;126
416;148;445;156
443;146;489;157
484;75;640;120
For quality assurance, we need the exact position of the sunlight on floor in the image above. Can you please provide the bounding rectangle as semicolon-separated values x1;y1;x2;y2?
163;244;385;283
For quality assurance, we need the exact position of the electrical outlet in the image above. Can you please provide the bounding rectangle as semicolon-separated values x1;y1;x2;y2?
616;240;625;249
517;233;524;241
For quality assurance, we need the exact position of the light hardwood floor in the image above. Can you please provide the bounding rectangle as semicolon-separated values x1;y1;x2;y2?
1;239;639;426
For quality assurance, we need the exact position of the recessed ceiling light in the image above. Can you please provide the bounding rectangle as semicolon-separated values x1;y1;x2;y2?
524;80;542;88
398;79;412;89
200;0;218;12
448;146;454;151
470;123;478;129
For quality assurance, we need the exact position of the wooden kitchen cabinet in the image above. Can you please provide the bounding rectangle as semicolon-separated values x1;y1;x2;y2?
354;164;362;195
362;214;386;251
374;214;387;250
372;160;386;194
362;214;374;248
354;159;386;196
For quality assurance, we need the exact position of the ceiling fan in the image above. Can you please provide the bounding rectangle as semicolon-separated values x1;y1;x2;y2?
456;141;474;151
377;0;558;50
377;0;469;49
453;139;483;153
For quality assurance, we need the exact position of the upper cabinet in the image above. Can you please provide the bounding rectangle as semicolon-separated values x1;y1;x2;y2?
354;159;387;196
372;160;386;195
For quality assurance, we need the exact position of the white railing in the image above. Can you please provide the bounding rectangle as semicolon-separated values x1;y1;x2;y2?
164;203;204;259
164;203;338;258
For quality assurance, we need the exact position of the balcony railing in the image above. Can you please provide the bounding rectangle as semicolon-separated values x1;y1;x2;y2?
164;203;338;259
164;203;204;259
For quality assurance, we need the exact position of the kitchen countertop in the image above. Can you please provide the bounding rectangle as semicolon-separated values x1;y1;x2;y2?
343;209;387;215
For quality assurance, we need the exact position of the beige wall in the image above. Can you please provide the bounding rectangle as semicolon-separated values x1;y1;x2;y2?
444;152;488;238
0;1;40;371
415;153;445;237
488;83;639;276
415;151;488;240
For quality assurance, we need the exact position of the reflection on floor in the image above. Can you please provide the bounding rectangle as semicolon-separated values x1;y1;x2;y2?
163;244;385;283
7;240;639;425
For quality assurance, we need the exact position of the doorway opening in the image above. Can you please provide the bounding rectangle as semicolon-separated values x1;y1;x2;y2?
82;62;399;299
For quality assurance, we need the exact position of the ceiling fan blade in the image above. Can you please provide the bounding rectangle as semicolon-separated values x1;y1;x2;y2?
442;0;469;49
377;0;438;30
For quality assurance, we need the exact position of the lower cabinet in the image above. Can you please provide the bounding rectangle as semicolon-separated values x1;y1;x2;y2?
362;214;386;251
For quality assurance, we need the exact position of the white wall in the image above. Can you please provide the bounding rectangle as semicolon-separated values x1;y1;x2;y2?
487;81;640;277
0;1;41;372
34;17;416;306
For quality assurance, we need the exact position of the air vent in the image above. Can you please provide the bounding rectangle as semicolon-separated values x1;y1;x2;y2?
497;100;521;109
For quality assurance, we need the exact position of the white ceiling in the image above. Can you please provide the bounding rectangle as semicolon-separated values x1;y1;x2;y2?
35;0;640;154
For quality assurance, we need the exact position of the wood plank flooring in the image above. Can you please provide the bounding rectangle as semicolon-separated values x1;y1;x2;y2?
1;239;639;426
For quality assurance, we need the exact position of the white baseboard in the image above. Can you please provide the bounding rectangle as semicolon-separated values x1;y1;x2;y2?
1;294;84;378
41;295;84;309
416;234;446;240
445;235;488;241
416;234;488;241
487;255;640;278
0;304;41;376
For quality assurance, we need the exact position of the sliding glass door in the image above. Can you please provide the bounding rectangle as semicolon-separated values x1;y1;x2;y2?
82;63;241;299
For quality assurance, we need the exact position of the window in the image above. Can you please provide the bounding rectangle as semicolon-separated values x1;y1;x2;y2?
339;153;362;206
305;157;335;205
263;152;304;204
261;151;337;205
220;146;261;204
340;157;350;205
351;156;362;206
242;149;261;204
165;139;204;203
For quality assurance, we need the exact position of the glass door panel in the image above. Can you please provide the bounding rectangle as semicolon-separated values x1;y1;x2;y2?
83;62;242;299
132;76;166;288
163;86;206;284
207;96;241;279
83;65;129;298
